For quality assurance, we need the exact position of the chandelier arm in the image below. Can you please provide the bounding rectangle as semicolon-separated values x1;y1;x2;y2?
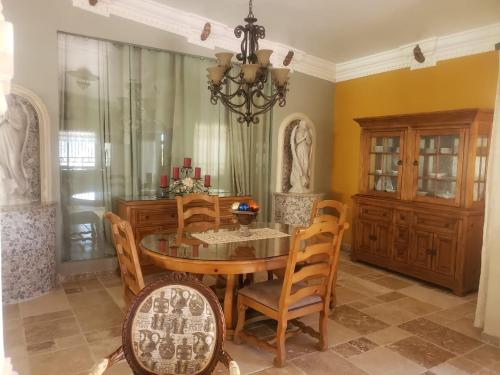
249;87;285;107
225;73;244;85
221;87;250;111
218;86;249;104
248;100;276;119
218;94;250;121
251;89;278;103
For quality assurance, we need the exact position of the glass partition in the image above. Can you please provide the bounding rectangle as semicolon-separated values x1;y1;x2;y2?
58;33;272;262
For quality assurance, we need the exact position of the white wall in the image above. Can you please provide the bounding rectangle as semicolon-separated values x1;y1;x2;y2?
4;0;334;273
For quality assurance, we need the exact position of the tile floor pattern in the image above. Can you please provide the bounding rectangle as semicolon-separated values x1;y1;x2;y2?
3;252;500;375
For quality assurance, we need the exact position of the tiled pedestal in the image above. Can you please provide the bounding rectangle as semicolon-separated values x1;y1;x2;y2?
272;192;325;226
1;203;57;304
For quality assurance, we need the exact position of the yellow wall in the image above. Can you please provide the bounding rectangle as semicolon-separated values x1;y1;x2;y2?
332;51;499;243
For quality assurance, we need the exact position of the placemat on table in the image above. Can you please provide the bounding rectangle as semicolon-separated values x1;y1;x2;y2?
191;227;290;244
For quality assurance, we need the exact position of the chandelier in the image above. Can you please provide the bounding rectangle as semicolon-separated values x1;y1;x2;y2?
207;0;290;126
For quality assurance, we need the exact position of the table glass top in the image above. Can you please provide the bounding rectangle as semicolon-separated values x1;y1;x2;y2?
140;222;295;261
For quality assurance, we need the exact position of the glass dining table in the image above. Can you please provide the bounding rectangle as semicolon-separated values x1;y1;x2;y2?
140;222;296;330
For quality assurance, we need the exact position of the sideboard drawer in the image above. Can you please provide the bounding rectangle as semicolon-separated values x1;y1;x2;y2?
135;209;177;225
359;205;392;222
415;213;457;232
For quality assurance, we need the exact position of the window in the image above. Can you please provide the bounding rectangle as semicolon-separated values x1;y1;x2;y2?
59;131;97;170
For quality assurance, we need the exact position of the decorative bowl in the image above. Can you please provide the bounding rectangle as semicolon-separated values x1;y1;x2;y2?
231;210;258;236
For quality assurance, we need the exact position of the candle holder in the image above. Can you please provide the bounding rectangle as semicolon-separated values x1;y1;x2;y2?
180;166;192;179
158;186;169;198
161;159;211;197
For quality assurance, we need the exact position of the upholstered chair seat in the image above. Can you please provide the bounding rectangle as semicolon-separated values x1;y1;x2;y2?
238;279;322;311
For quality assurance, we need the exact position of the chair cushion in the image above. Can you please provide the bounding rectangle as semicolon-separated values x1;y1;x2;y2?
238;279;322;311
129;284;217;374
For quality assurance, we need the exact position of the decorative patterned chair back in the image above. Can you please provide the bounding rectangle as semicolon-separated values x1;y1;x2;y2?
176;194;220;232
310;199;348;226
121;273;237;374
105;212;145;304
280;221;341;312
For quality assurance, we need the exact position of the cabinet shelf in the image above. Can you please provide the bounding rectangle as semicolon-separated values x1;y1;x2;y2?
419;152;459;157
369;173;398;177
417;176;457;181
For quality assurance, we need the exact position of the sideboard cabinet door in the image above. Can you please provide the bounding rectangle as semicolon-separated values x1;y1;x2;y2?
410;229;434;271
432;233;457;277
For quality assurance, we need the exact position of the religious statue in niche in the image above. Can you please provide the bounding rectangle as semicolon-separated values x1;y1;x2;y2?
0;95;29;205
289;120;312;193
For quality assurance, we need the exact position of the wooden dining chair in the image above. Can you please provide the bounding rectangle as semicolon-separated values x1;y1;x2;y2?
92;273;240;375
310;199;349;308
176;194;220;232
234;221;342;367
104;212;166;307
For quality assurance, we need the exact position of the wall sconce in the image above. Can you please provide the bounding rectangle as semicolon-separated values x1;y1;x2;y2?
201;22;211;41
283;50;294;66
413;44;425;64
0;0;14;116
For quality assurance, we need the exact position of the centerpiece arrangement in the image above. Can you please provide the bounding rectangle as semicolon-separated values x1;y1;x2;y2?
231;200;260;237
158;158;211;197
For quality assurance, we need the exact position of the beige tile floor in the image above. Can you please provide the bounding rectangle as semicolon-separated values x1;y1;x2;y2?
3;252;500;375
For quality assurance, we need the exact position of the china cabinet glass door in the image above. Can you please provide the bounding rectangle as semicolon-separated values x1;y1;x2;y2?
366;132;403;198
413;130;464;206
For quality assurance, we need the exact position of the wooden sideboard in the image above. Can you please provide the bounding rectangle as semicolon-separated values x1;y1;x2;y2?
116;195;252;246
352;109;492;296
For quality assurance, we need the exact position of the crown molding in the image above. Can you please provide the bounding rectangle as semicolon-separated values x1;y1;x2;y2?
71;0;336;82
336;22;500;82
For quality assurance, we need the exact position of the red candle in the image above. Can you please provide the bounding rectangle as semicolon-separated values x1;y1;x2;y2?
194;167;201;180
160;175;169;188
183;158;192;168
159;239;166;252
204;174;211;187
173;167;180;180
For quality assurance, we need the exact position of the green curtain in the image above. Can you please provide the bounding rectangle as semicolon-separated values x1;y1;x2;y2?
225;78;273;220
58;33;272;261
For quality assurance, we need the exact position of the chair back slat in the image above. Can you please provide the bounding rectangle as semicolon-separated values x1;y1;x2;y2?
296;242;332;263
292;263;330;284
288;284;326;307
105;212;145;301
183;207;219;219
177;194;221;232
310;199;348;226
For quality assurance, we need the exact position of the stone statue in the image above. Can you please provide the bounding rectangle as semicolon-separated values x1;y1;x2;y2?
0;95;30;205
289;120;312;193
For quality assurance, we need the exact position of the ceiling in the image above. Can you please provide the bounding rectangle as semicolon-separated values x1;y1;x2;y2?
156;0;500;63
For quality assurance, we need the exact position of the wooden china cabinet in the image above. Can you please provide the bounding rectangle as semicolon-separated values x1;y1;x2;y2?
352;109;492;295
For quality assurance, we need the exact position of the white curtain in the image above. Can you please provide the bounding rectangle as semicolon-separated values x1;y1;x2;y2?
475;52;500;338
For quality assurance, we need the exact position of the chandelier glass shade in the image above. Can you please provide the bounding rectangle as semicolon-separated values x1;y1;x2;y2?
207;0;290;126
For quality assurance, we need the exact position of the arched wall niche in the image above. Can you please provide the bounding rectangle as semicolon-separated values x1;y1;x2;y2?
275;112;316;193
